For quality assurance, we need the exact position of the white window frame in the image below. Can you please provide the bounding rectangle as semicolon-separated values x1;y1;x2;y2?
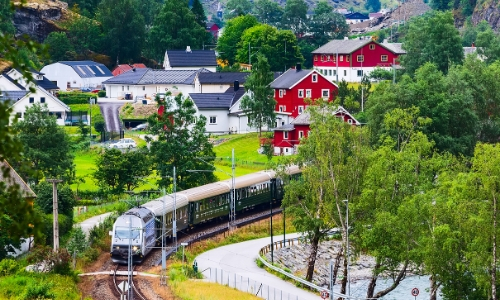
305;89;312;98
299;131;304;138
312;74;318;82
369;44;375;50
284;131;289;139
298;89;304;98
357;55;364;62
357;70;364;77
298;106;304;114
340;55;343;62
381;55;388;62
322;89;330;100
347;119;353;124
279;105;284;112
209;116;217;124
279;89;284;98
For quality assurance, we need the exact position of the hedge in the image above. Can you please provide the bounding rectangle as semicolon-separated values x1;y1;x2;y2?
57;92;97;105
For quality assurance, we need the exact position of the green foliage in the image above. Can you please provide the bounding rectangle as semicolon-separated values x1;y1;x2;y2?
369;67;393;81
282;0;308;34
147;0;209;60
94;147;152;192
0;259;18;276
191;0;207;28
240;54;276;136
27;246;73;275
365;0;381;12
44;32;74;63
252;0;283;27
401;11;463;75
66;226;88;255
22;281;55;300
309;1;349;46
57;91;96;105
98;90;106;97
216;15;258;66
148;92;217;190
226;0;252;19
0;0;15;35
66;16;102;57
96;0;145;63
93;114;106;133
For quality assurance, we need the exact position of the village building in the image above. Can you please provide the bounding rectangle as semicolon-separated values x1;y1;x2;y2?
40;61;113;91
163;48;217;72
112;63;147;77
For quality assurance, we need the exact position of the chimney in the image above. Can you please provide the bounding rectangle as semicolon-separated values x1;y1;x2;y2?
472;42;475;48
296;63;302;72
234;80;239;92
186;46;192;53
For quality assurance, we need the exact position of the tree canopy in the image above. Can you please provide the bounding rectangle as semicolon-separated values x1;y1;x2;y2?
216;15;258;66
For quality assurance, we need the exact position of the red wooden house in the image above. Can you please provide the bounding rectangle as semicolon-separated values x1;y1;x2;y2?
312;38;405;82
272;106;361;155
206;22;220;41
270;64;339;126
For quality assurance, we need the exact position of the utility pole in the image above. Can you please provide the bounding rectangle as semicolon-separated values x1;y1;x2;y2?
47;179;62;252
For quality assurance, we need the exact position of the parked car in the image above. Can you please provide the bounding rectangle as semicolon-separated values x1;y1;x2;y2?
108;138;137;149
131;123;148;131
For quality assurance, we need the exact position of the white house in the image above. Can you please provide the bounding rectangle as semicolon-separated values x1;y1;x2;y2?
0;70;70;125
40;61;113;91
194;72;249;93
163;49;217;72
102;68;211;100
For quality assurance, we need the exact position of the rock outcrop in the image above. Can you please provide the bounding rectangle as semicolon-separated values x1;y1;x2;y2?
472;0;500;30
13;0;70;43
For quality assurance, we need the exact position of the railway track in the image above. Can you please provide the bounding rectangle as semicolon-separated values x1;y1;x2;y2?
111;264;147;300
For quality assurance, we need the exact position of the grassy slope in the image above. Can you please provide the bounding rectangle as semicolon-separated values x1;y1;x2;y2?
0;272;80;299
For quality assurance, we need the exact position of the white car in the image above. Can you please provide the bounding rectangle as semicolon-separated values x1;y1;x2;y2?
108;138;137;149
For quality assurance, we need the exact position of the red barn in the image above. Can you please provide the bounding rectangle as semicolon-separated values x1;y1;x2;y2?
312;39;405;82
270;64;338;122
272;106;360;155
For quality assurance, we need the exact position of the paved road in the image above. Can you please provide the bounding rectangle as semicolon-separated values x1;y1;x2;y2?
195;233;321;300
77;212;113;237
99;101;124;133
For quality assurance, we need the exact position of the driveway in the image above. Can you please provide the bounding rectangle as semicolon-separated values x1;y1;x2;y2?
98;101;125;133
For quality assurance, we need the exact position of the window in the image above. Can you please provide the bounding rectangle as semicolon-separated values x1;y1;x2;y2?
333;56;336;63
299;131;304;138
328;70;332;76
29;97;34;103
143;86;146;91
67;82;70;89
56;112;62;119
327;55;331;61
305;89;311;98
314;55;318;61
40;97;45;103
347;119;353;124
279;89;284;98
209;116;217;124
284;131;288;139
369;44;375;50
357;55;364;62
322;89;330;99
16;112;22;119
312;74;318;82
333;70;337;76
298;106;304;114
357;70;364;77
340;55;343;62
344;70;347;76
122;86;124;91
346;56;350;62
279;105;284;112
298;89;304;98
247;116;251;124
127;86;129;91
381;55;388;62
321;55;325;61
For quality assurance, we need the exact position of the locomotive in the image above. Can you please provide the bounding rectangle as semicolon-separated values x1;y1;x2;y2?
110;166;300;263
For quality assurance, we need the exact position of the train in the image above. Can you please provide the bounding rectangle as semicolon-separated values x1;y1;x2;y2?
110;166;300;264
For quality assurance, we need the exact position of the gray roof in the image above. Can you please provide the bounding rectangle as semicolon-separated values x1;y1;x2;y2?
0;91;29;102
270;68;313;89
103;68;211;85
166;50;217;67
0;160;36;198
381;43;406;54
190;86;246;109
292;112;311;125
272;123;295;131
2;73;26;90
36;77;59;90
58;61;113;78
198;72;249;84
312;39;371;54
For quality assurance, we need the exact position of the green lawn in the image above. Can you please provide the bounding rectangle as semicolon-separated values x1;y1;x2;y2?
71;149;99;192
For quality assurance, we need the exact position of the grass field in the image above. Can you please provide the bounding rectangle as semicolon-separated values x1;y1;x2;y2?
71;149;100;191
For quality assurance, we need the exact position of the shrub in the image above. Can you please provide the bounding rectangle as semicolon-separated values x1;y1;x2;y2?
98;90;106;97
66;227;88;255
0;259;18;276
58;92;97;105
22;281;55;300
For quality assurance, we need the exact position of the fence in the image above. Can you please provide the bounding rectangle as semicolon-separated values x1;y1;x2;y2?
202;267;303;300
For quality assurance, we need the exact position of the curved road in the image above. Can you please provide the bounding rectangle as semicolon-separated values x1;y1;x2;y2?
99;101;124;133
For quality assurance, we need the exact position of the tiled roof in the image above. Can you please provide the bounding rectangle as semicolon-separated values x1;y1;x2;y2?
198;72;249;84
270;68;313;89
36;77;59;90
312;39;371;54
59;61;113;78
381;43;406;54
190;86;246;109
0;160;36;198
2;73;26;90
345;12;369;19
0;91;29;102
166;50;217;67
103;69;211;85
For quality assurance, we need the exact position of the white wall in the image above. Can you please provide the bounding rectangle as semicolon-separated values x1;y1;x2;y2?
313;66;393;82
0;76;23;90
105;84;196;100
165;66;217;72
198;84;232;93
12;89;68;125
41;63;112;90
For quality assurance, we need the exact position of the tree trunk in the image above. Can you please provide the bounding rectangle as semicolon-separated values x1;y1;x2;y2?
372;260;409;298
305;234;320;282
332;247;343;287
429;275;439;300
492;194;497;300
366;262;381;298
337;254;348;300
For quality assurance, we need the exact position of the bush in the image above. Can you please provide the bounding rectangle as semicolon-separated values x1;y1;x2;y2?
58;92;97;105
22;281;55;300
98;90;106;97
0;259;18;276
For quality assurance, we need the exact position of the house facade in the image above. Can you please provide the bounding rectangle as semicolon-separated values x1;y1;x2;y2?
194;72;249;93
0;69;69;125
312;39;405;82
272;106;360;155
102;68;210;100
270;65;339;122
163;49;217;72
40;61;113;90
